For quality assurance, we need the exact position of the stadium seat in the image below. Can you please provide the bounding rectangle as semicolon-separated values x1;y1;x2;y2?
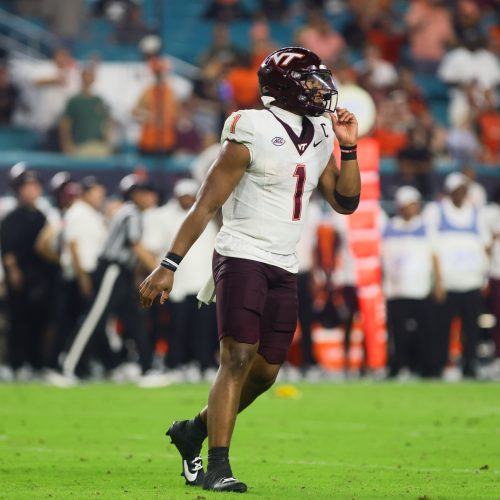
0;127;40;151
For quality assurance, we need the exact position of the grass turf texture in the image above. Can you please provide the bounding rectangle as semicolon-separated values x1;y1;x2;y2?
0;383;499;499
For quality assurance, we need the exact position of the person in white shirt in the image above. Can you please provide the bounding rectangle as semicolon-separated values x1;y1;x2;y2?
31;48;80;146
462;165;487;208
438;34;500;127
61;176;107;294
142;178;219;379
50;176;108;371
424;172;491;377
382;186;442;378
484;184;500;372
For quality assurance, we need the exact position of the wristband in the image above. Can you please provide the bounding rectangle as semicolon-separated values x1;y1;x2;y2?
340;144;357;161
160;252;183;272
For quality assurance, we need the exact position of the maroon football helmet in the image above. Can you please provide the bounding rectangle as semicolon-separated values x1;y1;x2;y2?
258;47;338;117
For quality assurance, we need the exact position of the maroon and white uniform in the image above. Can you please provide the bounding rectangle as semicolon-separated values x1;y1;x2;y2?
211;105;335;364
200;46;340;365
216;105;334;273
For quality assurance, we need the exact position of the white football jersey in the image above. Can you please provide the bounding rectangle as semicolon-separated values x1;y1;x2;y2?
215;105;334;273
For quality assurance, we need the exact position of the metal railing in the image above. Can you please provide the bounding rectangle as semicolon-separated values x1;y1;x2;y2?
168;54;200;80
0;7;58;59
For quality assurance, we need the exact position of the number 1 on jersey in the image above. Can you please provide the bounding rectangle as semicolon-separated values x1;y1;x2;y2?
292;164;306;221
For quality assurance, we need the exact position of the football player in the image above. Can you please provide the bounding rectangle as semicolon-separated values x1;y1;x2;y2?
139;47;361;493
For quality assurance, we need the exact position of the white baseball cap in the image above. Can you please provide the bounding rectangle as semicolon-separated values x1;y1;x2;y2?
444;172;468;193
173;178;199;198
395;186;421;208
139;35;161;56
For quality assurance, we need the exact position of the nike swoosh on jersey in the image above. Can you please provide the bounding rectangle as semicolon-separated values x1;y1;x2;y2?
183;460;200;482
313;140;322;147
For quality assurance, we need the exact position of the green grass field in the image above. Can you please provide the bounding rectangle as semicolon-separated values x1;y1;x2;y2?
1;382;499;500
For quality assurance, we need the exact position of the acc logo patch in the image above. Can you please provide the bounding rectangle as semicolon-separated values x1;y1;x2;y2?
272;137;285;146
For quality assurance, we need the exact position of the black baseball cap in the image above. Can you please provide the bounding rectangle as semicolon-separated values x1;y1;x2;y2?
80;175;104;192
119;174;156;198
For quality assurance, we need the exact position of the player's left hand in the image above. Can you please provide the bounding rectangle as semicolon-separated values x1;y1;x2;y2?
138;265;174;308
331;107;358;147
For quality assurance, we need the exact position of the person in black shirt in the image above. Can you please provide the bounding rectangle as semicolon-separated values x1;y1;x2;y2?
397;125;435;200
0;167;53;374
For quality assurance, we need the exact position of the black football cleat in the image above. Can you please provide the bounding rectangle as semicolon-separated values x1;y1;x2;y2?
166;420;205;487
202;470;248;493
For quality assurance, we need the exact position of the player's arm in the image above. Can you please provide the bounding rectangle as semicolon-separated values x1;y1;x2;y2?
318;107;361;215
139;140;250;308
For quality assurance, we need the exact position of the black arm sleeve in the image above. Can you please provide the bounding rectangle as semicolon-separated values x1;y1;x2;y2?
333;189;360;212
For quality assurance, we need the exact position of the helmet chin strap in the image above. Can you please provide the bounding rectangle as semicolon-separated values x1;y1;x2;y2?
261;95;276;107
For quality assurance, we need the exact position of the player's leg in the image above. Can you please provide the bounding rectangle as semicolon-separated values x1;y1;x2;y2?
168;254;267;492
203;264;297;427
186;267;297;442
195;353;281;424
167;339;259;491
188;271;295;486
206;336;259;447
172;354;280;479
169;329;288;490
235;268;298;411
200;336;258;492
237;353;281;412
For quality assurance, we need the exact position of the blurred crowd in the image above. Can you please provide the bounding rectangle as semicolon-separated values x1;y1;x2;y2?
0;165;220;384
0;0;498;167
382;177;500;381
0;163;499;385
0;0;499;384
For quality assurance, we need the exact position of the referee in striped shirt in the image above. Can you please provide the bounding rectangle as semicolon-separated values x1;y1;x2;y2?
62;174;158;377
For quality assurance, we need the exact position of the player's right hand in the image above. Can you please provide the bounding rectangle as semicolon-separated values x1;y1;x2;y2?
138;266;174;308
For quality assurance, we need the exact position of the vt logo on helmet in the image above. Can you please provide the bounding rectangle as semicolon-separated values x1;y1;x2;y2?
270;51;305;66
258;47;338;117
